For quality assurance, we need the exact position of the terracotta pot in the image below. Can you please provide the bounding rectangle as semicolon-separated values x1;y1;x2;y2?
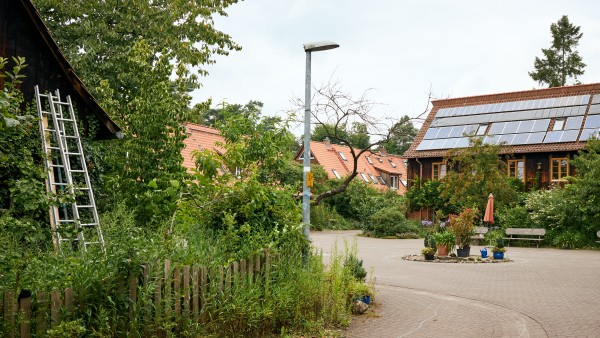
436;245;449;256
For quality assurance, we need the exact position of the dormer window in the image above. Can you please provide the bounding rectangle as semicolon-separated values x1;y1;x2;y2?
388;159;397;168
332;169;341;179
377;176;386;185
377;157;383;163
339;151;348;161
366;156;373;164
360;172;370;183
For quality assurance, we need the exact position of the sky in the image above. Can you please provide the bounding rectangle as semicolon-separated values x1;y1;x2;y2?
191;1;600;135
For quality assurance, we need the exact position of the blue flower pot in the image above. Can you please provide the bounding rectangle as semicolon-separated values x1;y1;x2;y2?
493;252;504;259
361;295;371;304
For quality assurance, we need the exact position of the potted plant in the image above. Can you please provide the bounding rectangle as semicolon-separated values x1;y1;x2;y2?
448;208;478;257
421;247;436;260
431;231;455;256
492;238;506;259
350;281;374;305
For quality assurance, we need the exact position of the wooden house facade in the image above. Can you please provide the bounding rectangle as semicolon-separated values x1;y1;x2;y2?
404;83;600;218
0;0;119;139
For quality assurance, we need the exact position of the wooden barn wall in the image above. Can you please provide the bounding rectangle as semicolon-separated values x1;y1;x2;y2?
0;0;94;134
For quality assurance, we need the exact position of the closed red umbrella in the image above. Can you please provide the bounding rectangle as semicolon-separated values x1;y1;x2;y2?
484;193;494;224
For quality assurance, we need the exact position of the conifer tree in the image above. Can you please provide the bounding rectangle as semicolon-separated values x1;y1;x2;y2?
529;15;586;87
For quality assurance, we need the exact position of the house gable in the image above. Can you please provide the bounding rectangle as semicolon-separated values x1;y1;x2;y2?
0;0;120;139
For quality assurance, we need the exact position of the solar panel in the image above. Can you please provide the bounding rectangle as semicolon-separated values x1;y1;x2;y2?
511;133;530;145
593;95;600;105
543;131;562;143
448;125;466;138
503;121;520;134
565;116;584;130
416;139;432;151
517;120;534;133
561;130;579;142
584;115;600;128
488;122;505;135
588;105;600;114
532;119;550;132
424;128;439;139
455;137;470;148
497;134;514;145
579;128;600;141
526;132;546;144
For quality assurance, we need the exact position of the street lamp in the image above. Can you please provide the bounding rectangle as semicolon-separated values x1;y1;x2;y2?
302;40;339;242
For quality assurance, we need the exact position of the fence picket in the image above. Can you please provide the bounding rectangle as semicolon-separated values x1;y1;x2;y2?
192;266;199;321
129;275;137;321
36;292;48;336
174;267;181;317
200;266;207;321
154;275;162;321
183;266;190;319
50;290;61;328
20;295;32;338
248;256;254;284
164;259;171;319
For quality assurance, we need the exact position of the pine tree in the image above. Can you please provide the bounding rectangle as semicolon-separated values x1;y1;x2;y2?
529;15;586;87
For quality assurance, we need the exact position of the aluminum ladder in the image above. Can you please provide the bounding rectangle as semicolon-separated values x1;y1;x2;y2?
35;85;105;252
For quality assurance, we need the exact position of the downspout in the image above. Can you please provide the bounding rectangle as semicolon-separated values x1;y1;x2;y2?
415;158;423;221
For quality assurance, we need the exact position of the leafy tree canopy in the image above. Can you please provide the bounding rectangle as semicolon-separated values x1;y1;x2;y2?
380;115;418;155
440;138;518;213
529;15;586;87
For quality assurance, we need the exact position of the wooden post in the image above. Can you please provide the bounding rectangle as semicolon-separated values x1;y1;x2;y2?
129;275;137;321
64;288;74;312
240;259;247;276
192;266;199;321
36;292;48;336
217;266;224;298
247;255;254;284
154;274;162;322
142;264;150;324
50;290;61;328
4;291;16;338
20;295;32;338
183;266;190;319
164;259;171;319
173;267;181;317
200;266;207;321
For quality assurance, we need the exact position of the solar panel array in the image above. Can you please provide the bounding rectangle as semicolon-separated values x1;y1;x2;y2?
416;94;600;151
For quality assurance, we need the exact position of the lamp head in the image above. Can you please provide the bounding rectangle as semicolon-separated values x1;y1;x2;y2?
303;41;339;52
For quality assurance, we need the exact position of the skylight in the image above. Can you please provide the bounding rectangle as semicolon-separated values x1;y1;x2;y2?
388;159;397;168
360;172;370;183
339;151;347;161
332;169;341;179
366;156;373;164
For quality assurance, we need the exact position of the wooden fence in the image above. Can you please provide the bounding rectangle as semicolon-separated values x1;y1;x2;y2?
1;250;274;337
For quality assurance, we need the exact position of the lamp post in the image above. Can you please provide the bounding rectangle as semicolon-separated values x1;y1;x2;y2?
302;41;339;242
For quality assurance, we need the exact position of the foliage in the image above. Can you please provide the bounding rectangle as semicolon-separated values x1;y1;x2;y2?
552;230;586;249
344;255;367;282
380;115;418;155
421;247;435;255
441;138;518;213
448;208;478;249
431;231;455;252
310;204;356;231
529;15;586;87
492;246;506;253
406;178;456;215
569;138;600;229
497;205;535;229
0;57;27;129
365;206;419;238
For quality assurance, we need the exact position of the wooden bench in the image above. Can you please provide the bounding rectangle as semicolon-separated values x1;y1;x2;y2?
470;226;488;245
504;228;546;248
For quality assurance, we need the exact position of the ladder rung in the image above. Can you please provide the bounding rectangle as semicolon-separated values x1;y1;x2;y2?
57;220;75;223
62;135;79;139
47;147;61;151
65;152;82;156
74;187;90;190
44;128;57;133
49;164;66;168
57;118;74;122
77;205;94;208
51;182;68;186
69;169;86;173
55;102;70;106
80;223;99;227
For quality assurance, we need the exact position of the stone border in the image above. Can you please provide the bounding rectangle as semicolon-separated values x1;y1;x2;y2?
402;254;511;263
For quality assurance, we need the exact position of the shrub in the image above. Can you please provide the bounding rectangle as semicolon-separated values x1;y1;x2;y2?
311;204;357;231
364;206;419;238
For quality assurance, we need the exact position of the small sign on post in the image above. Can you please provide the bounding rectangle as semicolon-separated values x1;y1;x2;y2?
307;172;314;187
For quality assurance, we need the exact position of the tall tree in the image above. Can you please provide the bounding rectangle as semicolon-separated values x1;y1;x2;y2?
529;15;586;87
381;115;418;155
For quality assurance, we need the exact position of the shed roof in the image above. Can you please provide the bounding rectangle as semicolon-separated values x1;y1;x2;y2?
404;83;600;158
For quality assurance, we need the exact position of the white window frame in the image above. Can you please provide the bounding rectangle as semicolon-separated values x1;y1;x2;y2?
368;173;378;184
360;172;370;183
366;156;373;164
332;169;341;179
390;175;399;190
339;151;348;161
553;118;566;131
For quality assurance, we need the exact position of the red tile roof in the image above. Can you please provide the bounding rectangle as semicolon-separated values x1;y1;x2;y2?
295;140;407;194
404;82;600;159
182;123;225;171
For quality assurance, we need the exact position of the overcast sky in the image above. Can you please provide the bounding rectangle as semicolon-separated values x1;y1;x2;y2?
191;1;600;134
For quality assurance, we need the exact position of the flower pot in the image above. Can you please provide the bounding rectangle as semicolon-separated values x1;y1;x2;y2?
493;252;504;259
361;295;371;304
424;253;435;261
456;247;470;257
436;245;449;256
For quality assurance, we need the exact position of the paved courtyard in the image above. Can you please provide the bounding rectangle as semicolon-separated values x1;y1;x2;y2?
310;230;600;338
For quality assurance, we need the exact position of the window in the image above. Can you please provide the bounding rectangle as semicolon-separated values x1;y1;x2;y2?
476;124;488;136
389;175;399;190
360;172;370;183
332;169;341;179
377;176;386;185
368;173;378;184
388;159;397;168
432;162;447;180
551;157;569;181
508;159;525;181
339;151;347;161
366;156;373;164
553;118;566;131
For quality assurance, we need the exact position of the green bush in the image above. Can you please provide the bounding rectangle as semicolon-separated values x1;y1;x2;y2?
364;206;420;238
311;204;357;230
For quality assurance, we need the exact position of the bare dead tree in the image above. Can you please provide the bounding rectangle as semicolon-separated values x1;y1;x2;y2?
292;80;432;206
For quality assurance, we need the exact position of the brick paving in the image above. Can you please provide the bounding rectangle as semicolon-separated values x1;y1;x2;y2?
310;230;600;338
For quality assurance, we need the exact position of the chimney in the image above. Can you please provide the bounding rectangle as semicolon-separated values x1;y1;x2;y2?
379;147;388;156
324;137;331;149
